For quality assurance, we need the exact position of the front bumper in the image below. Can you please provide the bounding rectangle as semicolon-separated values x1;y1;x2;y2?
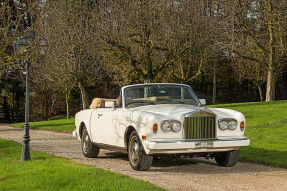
72;130;78;138
145;137;250;155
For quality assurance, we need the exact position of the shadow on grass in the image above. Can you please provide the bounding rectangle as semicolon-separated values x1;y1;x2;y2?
240;147;287;169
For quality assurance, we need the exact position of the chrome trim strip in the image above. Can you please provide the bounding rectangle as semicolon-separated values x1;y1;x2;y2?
150;137;250;144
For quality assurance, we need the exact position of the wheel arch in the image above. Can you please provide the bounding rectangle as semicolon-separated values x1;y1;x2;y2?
79;122;86;140
124;126;136;151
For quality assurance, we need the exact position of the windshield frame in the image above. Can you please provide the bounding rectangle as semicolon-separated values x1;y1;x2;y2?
122;83;200;109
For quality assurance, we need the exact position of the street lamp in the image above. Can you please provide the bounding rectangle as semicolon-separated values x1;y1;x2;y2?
13;31;48;161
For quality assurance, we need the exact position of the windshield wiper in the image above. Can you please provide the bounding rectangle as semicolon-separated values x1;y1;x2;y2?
172;101;186;104
161;101;186;105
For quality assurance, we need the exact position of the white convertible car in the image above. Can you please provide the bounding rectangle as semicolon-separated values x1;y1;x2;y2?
73;83;250;171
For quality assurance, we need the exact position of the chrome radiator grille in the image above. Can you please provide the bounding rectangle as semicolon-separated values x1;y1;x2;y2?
184;116;216;139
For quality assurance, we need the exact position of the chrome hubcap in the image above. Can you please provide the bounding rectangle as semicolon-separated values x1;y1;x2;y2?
130;137;139;164
83;131;89;152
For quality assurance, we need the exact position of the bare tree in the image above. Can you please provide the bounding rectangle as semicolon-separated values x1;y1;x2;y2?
224;0;287;101
0;0;44;72
45;0;106;110
168;0;221;83
233;58;266;102
96;0;210;84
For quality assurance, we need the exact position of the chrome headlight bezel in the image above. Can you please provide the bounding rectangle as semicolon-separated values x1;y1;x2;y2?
161;120;181;132
229;120;237;130
218;119;237;130
218;120;228;130
162;121;172;132
171;121;181;132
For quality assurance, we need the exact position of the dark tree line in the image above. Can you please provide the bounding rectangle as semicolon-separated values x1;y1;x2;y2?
0;0;286;122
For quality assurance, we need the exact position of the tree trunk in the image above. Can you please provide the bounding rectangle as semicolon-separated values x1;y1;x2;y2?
144;74;154;83
266;1;276;102
3;96;11;123
65;89;71;119
66;98;70;119
144;36;153;84
258;85;264;102
12;92;15;123
278;71;287;99
212;59;217;105
266;67;276;101
15;91;19;122
79;83;89;110
43;91;48;121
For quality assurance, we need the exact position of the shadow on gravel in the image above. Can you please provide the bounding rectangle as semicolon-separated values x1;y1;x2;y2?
98;151;285;174
0;128;22;131
148;156;282;174
152;156;217;167
99;151;129;161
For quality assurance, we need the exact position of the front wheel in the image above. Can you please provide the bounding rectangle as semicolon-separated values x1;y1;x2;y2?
128;131;153;171
81;126;100;158
215;150;240;167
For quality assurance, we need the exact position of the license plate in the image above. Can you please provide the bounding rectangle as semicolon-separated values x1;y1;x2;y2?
195;142;213;148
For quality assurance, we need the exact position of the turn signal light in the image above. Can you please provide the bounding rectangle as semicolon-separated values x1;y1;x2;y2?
153;124;158;134
240;122;245;131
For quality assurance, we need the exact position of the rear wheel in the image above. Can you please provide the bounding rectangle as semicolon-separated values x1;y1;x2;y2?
128;131;153;171
81;126;99;158
215;150;240;167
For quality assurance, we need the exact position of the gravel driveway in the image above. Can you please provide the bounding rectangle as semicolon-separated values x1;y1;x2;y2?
0;125;286;191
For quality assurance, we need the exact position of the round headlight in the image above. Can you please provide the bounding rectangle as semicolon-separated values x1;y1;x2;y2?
162;121;171;132
229;120;237;130
171;121;181;132
219;120;228;130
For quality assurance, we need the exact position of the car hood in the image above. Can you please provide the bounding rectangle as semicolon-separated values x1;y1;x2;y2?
130;104;214;119
128;104;240;120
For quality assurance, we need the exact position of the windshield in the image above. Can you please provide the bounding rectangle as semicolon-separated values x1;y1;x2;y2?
124;84;200;108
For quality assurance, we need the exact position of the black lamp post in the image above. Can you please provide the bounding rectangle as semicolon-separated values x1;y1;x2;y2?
13;31;48;161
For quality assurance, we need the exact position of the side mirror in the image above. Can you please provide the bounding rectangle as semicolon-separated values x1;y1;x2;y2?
105;101;115;108
199;99;206;106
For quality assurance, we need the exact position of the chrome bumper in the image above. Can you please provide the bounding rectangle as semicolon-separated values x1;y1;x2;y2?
145;137;250;154
72;130;78;138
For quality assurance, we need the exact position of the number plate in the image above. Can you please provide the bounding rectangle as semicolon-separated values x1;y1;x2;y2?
195;142;213;148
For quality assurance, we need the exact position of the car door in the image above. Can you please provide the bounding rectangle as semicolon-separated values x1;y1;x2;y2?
90;108;114;146
90;108;124;147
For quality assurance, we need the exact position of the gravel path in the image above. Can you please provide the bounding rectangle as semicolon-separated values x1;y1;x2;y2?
0;125;286;191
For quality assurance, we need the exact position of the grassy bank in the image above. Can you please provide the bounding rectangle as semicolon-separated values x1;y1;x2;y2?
11;100;287;168
208;100;287;168
0;139;164;191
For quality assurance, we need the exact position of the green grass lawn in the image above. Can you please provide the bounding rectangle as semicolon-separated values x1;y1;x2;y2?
11;100;287;168
0;139;164;191
11;117;75;133
208;100;287;168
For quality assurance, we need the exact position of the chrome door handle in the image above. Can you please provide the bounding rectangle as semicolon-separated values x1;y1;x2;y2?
98;114;103;116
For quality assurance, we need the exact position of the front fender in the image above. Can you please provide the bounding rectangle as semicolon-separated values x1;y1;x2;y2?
124;110;178;155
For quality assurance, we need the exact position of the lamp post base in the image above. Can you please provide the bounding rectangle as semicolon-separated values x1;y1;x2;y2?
21;123;31;161
21;142;31;161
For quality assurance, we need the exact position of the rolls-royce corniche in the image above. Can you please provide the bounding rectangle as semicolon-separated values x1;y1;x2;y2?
73;83;250;171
